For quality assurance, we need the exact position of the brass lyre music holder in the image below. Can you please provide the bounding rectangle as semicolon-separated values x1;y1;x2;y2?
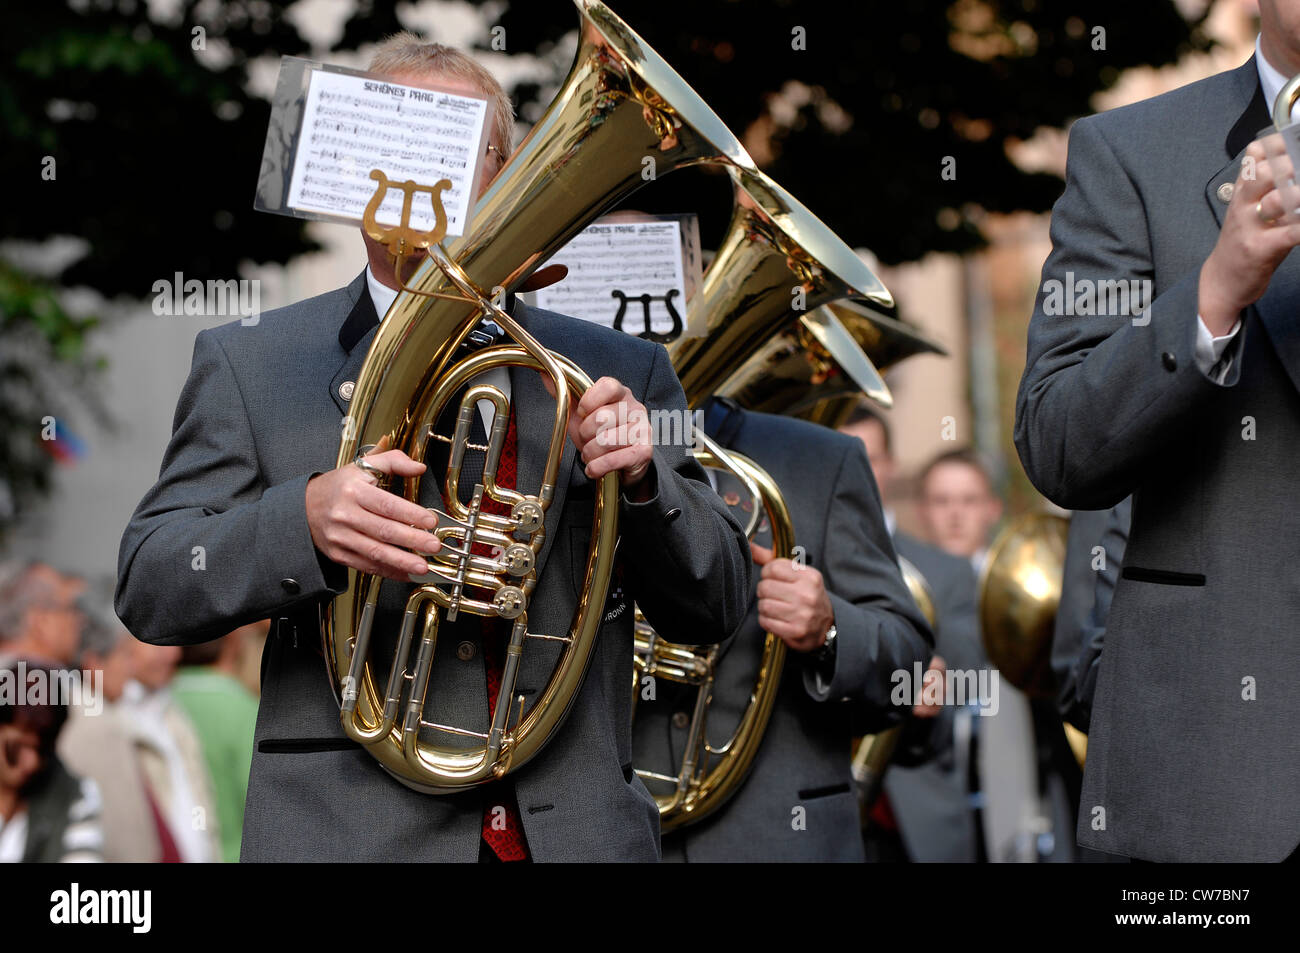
361;168;465;299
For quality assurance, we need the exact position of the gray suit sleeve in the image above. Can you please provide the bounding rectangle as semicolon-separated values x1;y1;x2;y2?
1014;116;1244;510
116;331;343;646
618;344;753;644
801;440;933;730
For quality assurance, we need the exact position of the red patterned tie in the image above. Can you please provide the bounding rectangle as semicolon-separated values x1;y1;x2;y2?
473;408;530;862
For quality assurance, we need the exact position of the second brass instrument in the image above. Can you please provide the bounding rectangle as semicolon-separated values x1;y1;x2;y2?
630;155;899;826
977;512;1086;765
632;434;795;830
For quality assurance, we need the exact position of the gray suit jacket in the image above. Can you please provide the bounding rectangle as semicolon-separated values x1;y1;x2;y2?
116;271;752;862
1052;500;1131;733
635;403;932;862
882;532;981;863
1015;59;1300;861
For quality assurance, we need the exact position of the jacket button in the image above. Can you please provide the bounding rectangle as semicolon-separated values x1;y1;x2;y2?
1161;351;1177;372
456;641;476;661
339;380;355;401
664;507;682;523
280;578;300;595
671;712;689;729
1216;182;1234;204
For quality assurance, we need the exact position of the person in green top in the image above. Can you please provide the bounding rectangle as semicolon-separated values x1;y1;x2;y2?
170;622;264;863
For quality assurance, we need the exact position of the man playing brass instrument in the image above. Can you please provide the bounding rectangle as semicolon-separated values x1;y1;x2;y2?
634;397;932;862
116;35;751;863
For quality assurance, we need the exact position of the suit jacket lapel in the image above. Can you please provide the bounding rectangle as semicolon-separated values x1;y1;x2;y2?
1201;66;1300;393
509;304;579;580
1205;63;1269;229
330;271;377;417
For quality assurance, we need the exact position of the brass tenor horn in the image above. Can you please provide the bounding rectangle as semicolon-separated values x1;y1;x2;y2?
631;163;897;826
324;0;760;792
1273;73;1300;129
631;433;795;830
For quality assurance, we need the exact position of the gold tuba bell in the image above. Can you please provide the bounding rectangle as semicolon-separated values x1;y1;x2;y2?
323;0;764;792
978;512;1069;699
717;297;948;427
978;512;1088;765
670;166;894;407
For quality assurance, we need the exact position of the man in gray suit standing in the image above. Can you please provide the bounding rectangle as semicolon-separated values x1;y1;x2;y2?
634;397;932;862
1016;3;1300;861
116;36;751;862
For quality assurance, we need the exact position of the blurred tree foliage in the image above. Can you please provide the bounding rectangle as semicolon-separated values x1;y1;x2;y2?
2;1;318;297
1;0;319;536
458;0;1208;260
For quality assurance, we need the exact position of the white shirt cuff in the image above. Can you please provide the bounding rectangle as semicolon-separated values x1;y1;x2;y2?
1195;314;1240;382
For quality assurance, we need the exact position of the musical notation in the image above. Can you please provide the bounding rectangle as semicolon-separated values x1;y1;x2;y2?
287;69;488;234
534;221;689;334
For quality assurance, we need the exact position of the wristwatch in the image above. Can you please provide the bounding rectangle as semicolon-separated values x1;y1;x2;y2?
814;623;838;666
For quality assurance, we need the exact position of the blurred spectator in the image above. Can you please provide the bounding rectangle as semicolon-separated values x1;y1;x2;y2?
0;561;86;664
119;637;222;862
171;621;264;863
915;448;1071;863
916;449;1004;573
58;578;163;862
0;655;103;862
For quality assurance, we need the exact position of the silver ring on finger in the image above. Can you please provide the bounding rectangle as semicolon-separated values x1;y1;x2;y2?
354;444;385;481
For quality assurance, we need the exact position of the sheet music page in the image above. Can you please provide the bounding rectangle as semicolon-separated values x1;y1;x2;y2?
285;69;487;236
534;220;689;338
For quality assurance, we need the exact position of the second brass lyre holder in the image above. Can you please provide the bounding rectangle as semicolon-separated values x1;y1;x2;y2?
362;168;466;299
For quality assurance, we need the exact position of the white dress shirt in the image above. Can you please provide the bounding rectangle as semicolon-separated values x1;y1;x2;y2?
1193;38;1287;383
366;265;511;433
1257;34;1288;116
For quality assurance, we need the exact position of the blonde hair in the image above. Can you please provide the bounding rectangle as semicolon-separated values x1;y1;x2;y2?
368;32;515;157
